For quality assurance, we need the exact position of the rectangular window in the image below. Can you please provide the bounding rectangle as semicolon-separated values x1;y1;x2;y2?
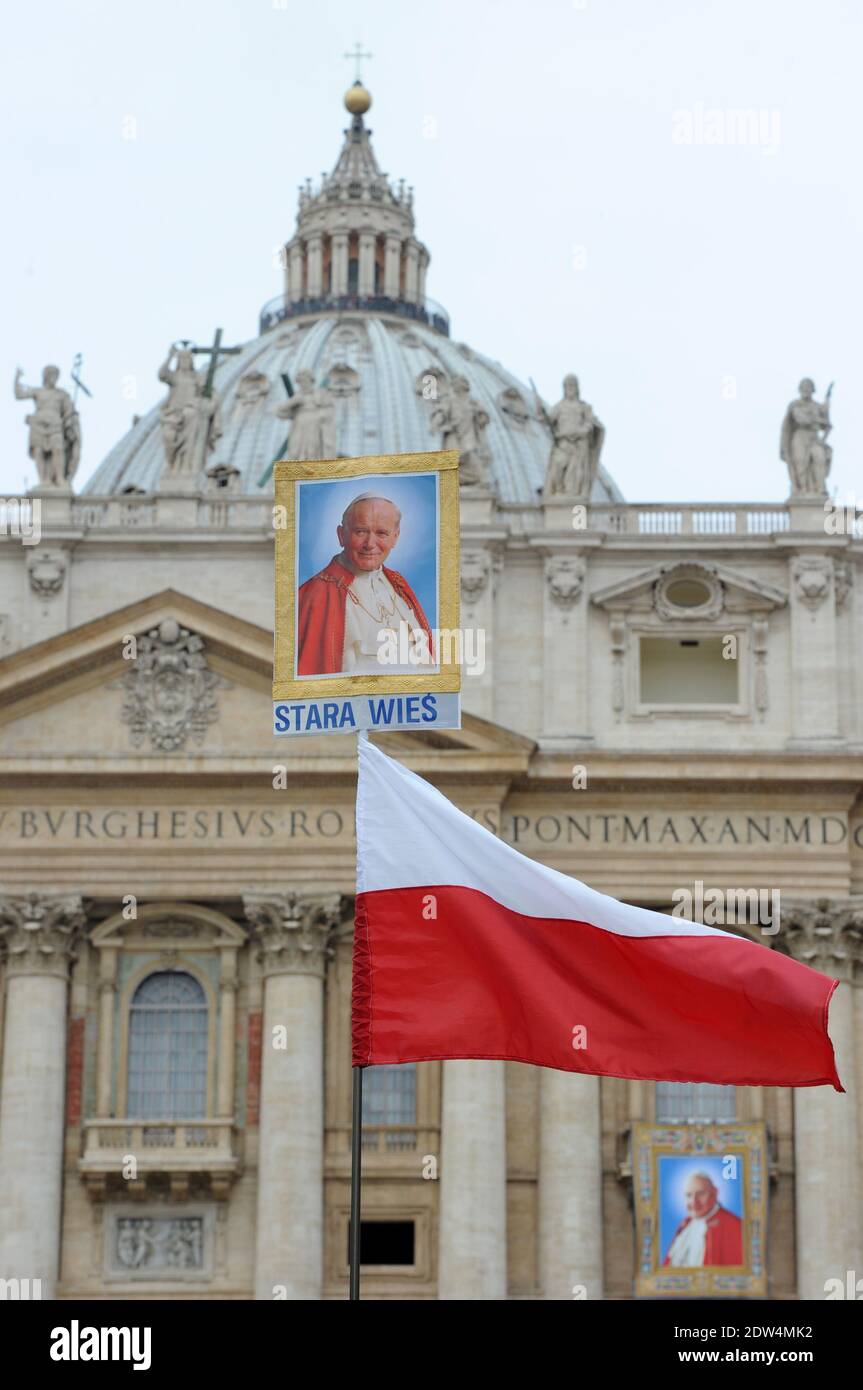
347;1220;415;1267
639;636;738;705
655;1082;737;1122
361;1064;417;1127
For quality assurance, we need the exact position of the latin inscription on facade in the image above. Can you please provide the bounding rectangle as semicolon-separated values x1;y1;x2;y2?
0;804;857;851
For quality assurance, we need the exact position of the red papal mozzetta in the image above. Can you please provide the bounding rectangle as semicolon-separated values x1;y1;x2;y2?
351;739;842;1090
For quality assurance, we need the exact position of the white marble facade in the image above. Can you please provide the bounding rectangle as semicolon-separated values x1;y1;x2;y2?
0;86;860;1301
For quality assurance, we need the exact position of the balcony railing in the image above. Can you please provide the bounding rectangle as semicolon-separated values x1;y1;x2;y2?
326;1124;439;1163
13;496;799;539
80;1119;240;1198
258;292;450;337
590;503;791;536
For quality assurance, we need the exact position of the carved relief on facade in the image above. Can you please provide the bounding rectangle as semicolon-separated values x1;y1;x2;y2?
653;564;724;622
752;618;769;719
609;618;627;720
113;619;229;752
27;548;66;598
834;560;852;612
545;555;585;609
105;1209;215;1280
792;555;833;612
460;550;491;605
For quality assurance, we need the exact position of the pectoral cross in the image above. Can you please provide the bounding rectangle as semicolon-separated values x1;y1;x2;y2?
191;327;242;398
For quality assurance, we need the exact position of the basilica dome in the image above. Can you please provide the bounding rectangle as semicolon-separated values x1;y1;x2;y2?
84;88;622;506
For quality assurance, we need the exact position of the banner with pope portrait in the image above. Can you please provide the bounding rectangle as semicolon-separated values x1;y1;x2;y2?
631;1121;769;1299
273;450;461;735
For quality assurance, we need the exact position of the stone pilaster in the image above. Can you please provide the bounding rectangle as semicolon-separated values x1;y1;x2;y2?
95;946;117;1117
459;547;499;721
787;554;841;745
538;1070;603;1299
243;890;342;1300
0;893;85;1297
438;1060;507;1299
541;551;590;742
217;947;238;1118
785;900;863;1297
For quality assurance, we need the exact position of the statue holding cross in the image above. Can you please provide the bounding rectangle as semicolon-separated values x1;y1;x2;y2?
157;328;241;480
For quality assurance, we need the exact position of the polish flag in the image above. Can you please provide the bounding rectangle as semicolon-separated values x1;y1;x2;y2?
352;739;842;1090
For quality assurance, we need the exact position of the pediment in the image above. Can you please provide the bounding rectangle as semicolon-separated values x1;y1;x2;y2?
591;561;787;614
91;902;247;949
0;588;534;777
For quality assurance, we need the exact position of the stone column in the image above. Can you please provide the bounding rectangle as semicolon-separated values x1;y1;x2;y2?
786;902;862;1298
331;232;349;297
404;240;420;302
358;232;376;296
95;945;117;1117
287;242;304;303
244;891;341;1300
788;553;841;745
0;893;85;1297
417;249;429;305
217;946;238;1118
538;1070;603;1299
439;1060;507;1299
306;233;324;298
384;233;402;298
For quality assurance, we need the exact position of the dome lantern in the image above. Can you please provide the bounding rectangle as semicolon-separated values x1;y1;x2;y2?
269;86;444;336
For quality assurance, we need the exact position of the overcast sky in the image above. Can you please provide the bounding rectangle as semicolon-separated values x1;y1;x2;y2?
1;0;860;502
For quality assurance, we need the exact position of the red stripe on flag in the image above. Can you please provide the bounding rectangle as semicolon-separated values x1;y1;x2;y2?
351;884;842;1089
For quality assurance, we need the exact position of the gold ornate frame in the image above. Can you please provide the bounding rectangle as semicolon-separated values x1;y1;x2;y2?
632;1121;768;1298
273;450;460;701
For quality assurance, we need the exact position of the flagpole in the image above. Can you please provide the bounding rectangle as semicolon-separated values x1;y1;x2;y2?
349;1063;363;1299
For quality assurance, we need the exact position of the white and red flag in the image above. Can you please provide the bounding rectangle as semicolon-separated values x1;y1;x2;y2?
352;739;842;1090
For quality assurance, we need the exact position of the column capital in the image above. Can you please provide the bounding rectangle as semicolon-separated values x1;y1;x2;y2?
243;891;344;979
0;891;86;978
782;898;863;983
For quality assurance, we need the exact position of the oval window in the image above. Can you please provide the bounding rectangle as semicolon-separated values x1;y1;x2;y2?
665;578;711;609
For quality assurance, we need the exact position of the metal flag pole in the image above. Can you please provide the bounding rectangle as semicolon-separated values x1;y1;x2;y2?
349;726;368;1300
349;1063;364;1300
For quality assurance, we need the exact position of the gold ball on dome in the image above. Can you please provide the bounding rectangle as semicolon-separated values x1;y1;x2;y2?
344;81;372;115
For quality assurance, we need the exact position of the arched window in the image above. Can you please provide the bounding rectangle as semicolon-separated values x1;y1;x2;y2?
127;971;208;1119
655;1082;736;1123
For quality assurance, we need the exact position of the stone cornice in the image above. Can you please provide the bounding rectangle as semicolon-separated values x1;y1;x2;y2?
0;891;86;978
243;891;345;978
